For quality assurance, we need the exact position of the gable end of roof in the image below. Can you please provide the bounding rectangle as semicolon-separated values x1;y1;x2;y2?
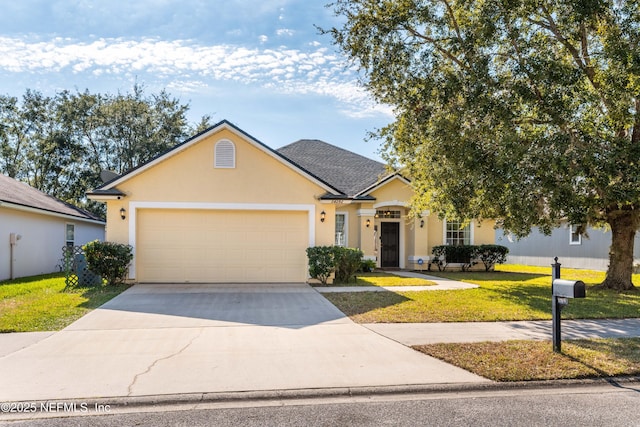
92;120;342;195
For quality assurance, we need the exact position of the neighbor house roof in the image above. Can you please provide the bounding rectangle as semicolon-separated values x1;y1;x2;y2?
0;174;104;223
276;139;390;197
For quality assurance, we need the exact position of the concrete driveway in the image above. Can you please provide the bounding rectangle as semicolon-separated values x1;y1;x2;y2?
0;283;486;402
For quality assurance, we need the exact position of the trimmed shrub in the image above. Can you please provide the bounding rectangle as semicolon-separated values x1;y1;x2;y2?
476;244;509;271
431;244;508;271
83;240;133;286
306;246;335;285
333;247;364;283
306;246;365;284
432;245;477;264
360;258;377;273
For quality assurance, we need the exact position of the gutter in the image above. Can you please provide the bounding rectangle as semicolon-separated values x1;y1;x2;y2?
0;201;105;225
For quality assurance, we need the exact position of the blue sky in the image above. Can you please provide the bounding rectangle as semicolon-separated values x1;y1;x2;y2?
0;0;393;160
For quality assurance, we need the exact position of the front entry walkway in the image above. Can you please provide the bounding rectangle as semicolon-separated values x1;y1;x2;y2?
0;283;486;402
315;270;478;293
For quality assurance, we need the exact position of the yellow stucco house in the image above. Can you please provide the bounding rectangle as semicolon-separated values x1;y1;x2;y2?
88;120;495;283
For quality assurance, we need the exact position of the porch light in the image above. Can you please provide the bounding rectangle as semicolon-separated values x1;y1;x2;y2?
366;219;371;228
420;219;424;228
120;207;126;220
320;211;326;223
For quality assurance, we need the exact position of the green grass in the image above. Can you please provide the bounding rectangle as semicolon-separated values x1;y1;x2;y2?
0;273;129;332
414;338;640;381
323;265;640;323
322;271;436;287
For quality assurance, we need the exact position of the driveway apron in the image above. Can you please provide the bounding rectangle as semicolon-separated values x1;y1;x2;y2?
0;283;486;401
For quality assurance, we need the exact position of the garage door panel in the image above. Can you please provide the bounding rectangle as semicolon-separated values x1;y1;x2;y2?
137;209;309;283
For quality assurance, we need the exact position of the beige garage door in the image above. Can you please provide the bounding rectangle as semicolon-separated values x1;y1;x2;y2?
136;209;309;283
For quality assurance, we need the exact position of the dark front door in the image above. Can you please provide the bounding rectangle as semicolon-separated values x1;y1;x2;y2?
381;222;400;268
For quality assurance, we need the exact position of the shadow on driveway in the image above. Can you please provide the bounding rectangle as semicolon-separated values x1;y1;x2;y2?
66;283;351;330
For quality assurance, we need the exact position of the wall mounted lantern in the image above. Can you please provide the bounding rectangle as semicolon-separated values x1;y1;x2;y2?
320;210;326;223
366;219;371;228
120;207;126;220
420;219;425;228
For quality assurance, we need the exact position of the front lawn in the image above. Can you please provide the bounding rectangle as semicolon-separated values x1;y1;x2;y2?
318;272;436;287
323;265;640;323
0;273;129;332
415;338;640;381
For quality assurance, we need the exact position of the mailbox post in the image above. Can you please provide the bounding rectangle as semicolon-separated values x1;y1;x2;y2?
551;257;586;353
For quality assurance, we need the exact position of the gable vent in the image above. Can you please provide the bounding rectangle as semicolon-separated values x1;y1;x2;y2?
214;140;236;168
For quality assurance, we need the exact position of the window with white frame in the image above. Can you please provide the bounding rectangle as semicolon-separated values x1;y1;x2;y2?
66;224;75;247
445;220;471;246
335;213;347;246
214;139;236;168
569;224;582;245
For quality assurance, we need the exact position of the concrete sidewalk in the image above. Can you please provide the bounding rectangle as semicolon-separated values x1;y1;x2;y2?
365;319;640;345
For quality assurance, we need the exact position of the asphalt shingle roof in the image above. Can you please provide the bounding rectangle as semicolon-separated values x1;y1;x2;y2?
277;139;389;197
0;174;103;222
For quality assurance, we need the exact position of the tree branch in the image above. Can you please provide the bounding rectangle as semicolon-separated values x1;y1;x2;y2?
441;0;462;40
632;98;640;144
403;25;469;71
538;7;600;90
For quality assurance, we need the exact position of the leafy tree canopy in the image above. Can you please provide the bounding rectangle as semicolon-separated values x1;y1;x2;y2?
327;0;640;290
0;85;212;217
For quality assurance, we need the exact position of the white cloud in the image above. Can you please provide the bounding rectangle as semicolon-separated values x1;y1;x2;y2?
276;28;294;37
0;36;392;119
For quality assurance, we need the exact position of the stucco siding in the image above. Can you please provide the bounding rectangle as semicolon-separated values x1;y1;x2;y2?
474;221;497;245
368;178;413;206
115;129;326;204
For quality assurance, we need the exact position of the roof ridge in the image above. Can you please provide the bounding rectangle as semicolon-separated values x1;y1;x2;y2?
276;139;388;196
280;139;386;167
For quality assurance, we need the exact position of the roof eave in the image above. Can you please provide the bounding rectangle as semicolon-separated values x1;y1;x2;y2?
0;201;105;225
354;173;411;198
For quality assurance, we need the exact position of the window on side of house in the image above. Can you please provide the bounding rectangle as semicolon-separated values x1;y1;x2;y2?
335;213;347;246
214;139;236;168
445;220;471;246
66;224;75;247
569;224;582;245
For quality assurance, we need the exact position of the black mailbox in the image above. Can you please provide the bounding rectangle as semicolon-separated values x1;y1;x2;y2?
552;279;586;299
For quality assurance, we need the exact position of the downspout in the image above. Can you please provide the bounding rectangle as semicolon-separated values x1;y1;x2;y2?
9;233;21;280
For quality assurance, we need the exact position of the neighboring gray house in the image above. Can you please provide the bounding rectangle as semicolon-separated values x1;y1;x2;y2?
496;222;640;270
1;174;105;281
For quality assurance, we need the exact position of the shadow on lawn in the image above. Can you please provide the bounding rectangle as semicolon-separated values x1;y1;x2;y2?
322;290;412;317
0;272;64;286
564;338;640;384
425;270;548;283
76;284;131;309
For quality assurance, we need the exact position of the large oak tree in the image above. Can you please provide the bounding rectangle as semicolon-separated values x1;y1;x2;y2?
328;0;640;290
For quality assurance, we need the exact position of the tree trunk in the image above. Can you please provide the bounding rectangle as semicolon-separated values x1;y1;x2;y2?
600;211;639;291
